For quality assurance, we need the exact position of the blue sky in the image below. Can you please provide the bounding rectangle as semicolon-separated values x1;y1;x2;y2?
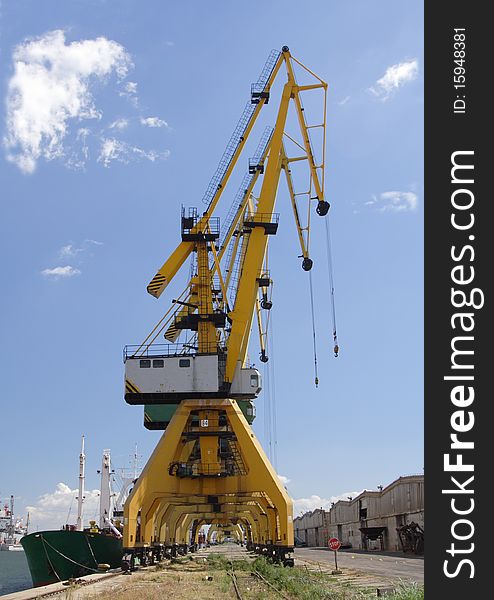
0;0;423;528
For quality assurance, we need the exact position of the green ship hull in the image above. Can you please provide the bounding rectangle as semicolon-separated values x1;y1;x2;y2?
20;530;122;587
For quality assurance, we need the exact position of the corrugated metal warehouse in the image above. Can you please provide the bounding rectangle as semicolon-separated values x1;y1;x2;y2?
294;475;424;552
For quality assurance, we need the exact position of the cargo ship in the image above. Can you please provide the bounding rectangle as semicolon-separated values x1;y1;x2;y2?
21;438;138;587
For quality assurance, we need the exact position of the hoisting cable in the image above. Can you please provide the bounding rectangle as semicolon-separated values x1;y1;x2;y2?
263;354;273;463
263;309;273;464
308;270;319;387
268;313;278;470
324;216;339;357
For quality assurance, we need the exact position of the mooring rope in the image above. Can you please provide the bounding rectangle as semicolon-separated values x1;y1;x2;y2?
84;534;100;568
40;534;101;574
40;535;62;582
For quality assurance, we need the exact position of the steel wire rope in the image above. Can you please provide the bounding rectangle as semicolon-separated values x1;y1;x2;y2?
308;270;319;387
324;216;339;357
268;312;278;471
263;351;273;464
65;494;75;525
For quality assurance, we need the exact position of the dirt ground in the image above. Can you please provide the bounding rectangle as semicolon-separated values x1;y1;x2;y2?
58;560;280;600
50;544;422;600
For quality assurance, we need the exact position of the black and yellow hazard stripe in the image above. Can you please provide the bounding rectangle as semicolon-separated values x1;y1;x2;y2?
164;322;179;342
144;411;151;422
147;273;166;297
125;378;141;395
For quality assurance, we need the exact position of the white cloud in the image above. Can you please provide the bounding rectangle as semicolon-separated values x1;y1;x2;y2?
25;483;100;531
278;474;291;486
98;138;125;167
109;118;129;130
4;30;132;174
98;137;170;167
293;492;362;517
337;96;350;106
59;244;77;258
368;191;418;212
119;81;138;106
369;59;419;100
140;116;168;128
58;239;103;259
41;265;81;279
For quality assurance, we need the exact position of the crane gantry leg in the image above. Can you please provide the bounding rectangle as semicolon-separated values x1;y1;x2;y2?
123;397;294;564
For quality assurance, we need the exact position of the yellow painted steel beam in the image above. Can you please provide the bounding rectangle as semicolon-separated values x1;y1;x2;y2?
281;143;310;261
146;53;285;300
156;498;272;546
225;76;293;382
123;398;293;549
284;58;326;204
152;491;275;543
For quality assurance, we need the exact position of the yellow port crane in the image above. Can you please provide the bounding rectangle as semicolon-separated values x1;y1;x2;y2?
123;46;329;566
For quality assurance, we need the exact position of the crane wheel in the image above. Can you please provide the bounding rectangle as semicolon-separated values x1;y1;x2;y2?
302;257;313;271
282;46;290;52
316;201;330;216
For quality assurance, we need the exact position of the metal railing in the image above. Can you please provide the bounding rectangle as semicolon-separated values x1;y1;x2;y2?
244;212;280;225
123;343;226;360
220;126;273;248
201;50;280;208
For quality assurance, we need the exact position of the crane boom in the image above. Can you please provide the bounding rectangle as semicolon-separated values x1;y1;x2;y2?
146;52;284;299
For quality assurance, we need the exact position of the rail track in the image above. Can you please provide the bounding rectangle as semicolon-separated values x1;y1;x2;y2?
227;567;244;600
227;560;291;600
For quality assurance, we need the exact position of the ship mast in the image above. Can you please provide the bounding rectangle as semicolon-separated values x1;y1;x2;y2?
76;435;85;531
9;496;14;542
99;449;112;529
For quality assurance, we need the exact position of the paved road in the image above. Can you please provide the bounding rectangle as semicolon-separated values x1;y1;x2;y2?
294;547;424;583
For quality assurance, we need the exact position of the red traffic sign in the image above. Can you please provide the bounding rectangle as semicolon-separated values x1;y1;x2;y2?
328;537;341;551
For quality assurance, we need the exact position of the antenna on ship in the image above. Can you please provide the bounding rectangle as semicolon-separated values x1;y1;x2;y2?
76;435;85;531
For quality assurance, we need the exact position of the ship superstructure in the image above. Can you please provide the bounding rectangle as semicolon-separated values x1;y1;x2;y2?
0;496;28;551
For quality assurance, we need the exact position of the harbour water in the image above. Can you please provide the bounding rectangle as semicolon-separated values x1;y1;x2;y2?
0;550;32;596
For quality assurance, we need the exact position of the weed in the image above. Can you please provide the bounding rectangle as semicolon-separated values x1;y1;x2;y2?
387;581;424;600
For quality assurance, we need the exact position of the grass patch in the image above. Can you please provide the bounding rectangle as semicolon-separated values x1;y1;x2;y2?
386;581;424;600
206;555;367;599
205;555;424;600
